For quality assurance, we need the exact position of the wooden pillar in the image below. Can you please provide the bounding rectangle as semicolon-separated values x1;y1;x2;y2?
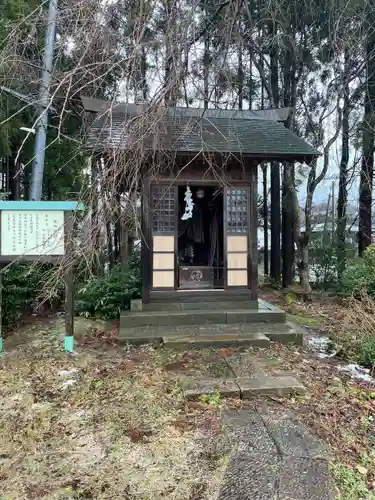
249;163;258;301
282;162;294;287
141;178;151;303
261;163;269;275
270;161;281;283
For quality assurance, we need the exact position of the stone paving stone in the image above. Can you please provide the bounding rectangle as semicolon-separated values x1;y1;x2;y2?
221;409;279;455
217;451;280;500
217;407;335;500
181;377;240;400
278;457;336;499
236;375;305;398
260;413;328;458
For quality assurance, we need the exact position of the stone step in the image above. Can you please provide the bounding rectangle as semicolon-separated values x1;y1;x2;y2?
120;307;286;328
119;321;303;347
149;290;253;302
242;320;304;346
181;375;305;400
162;332;270;349
143;300;259;312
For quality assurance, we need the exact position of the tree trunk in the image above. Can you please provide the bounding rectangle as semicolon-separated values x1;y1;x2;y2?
337;60;349;280
293;189;313;300
164;0;178;106
114;192;121;262
141;45;148;101
262;164;269;275
359;10;375;256
203;1;209;109
297;239;312;299
91;158;101;275
8;153;21;200
282;25;296;288
107;220;114;268
238;36;244;110
269;21;281;283
282;163;294;287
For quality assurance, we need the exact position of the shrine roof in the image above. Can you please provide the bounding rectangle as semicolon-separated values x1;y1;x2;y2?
81;97;319;161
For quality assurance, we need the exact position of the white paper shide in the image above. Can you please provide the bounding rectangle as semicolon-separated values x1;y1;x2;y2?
1;210;65;256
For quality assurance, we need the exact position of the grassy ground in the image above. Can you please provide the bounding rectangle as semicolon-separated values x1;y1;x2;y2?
260;285;375;364
0;319;232;500
260;287;375;498
2;313;375;499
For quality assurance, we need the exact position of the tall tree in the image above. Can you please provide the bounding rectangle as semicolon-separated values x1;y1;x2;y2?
337;46;350;279
358;3;375;256
281;16;297;288
269;20;281;284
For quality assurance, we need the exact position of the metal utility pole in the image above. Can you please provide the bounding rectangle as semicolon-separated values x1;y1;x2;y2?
29;0;58;201
331;181;335;242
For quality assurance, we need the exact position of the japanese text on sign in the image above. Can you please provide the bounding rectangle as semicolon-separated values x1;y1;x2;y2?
1;210;65;256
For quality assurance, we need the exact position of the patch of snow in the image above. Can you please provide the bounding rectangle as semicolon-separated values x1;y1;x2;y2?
62;379;77;388
307;335;331;353
336;363;375;384
316;352;331;359
59;369;78;377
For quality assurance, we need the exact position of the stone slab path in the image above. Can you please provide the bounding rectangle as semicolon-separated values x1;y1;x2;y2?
217;407;336;500
180;349;305;400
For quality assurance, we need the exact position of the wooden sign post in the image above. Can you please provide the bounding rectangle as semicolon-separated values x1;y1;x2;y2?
0;201;84;353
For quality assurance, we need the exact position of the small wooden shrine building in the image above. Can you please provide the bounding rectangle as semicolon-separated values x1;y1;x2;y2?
82;97;318;307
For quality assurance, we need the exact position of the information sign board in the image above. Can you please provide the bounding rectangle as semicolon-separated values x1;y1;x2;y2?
0;201;84;352
1;210;65;256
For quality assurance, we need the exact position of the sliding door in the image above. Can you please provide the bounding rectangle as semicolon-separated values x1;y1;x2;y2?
151;184;177;289
225;186;250;288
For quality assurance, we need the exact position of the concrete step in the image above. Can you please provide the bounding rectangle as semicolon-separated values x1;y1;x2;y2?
143;300;259;311
181;375;305;400
119;321;302;347
120;307;286;328
242;321;304;346
163;332;270;348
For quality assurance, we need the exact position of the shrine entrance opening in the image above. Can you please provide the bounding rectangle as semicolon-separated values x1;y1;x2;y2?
177;185;224;289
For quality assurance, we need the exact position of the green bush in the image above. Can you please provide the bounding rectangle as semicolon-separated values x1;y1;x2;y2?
75;257;141;319
341;245;375;296
2;263;62;328
358;336;375;368
309;237;338;289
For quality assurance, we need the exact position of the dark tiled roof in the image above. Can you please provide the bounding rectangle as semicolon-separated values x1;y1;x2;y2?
83;106;319;160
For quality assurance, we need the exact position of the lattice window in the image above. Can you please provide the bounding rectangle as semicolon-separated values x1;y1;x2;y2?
227;188;248;233
152;185;176;233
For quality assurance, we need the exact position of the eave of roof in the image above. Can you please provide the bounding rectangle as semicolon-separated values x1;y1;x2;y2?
80;96;292;122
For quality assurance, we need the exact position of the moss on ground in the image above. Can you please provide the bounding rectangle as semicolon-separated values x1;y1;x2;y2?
0;319;229;500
